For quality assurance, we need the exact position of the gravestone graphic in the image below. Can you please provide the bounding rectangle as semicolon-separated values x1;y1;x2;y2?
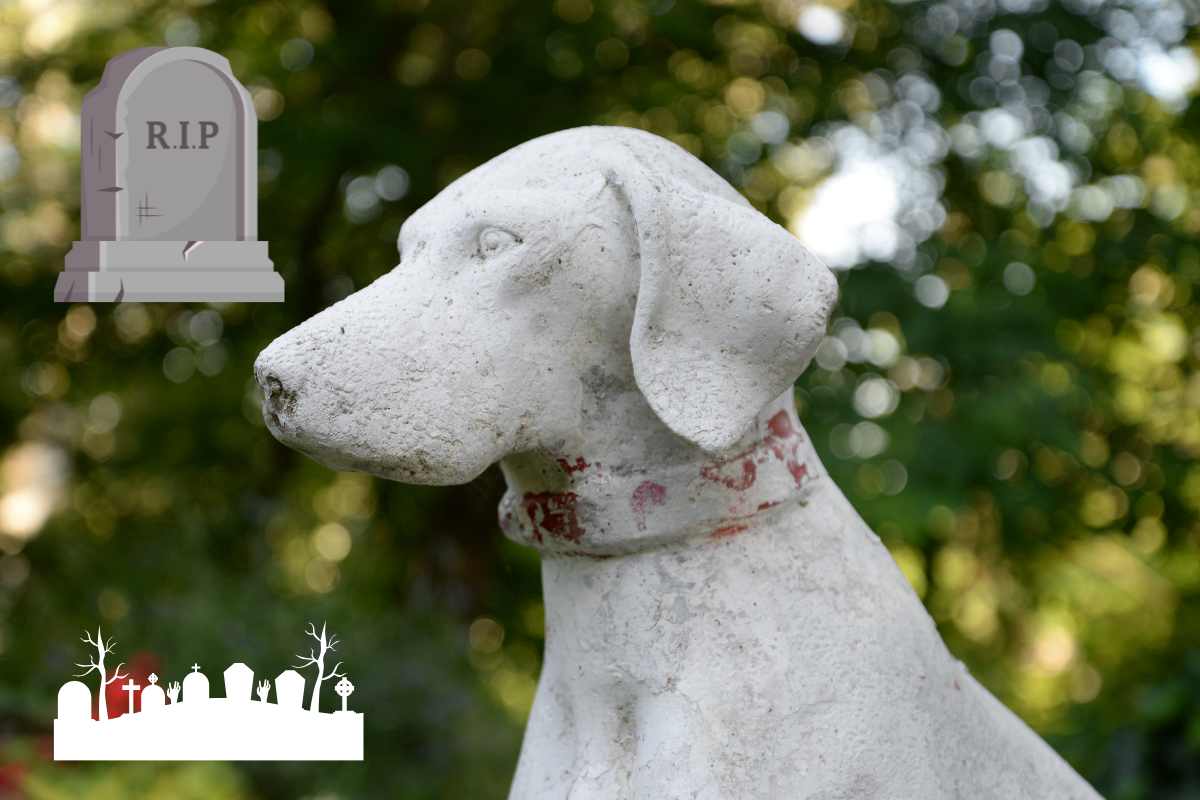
140;674;165;713
224;662;253;703
182;663;209;703
274;669;305;709
57;681;92;722
55;47;283;302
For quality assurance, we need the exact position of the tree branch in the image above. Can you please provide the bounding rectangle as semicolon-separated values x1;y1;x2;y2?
105;663;127;685
82;627;115;657
293;647;320;668
74;659;100;678
321;661;345;682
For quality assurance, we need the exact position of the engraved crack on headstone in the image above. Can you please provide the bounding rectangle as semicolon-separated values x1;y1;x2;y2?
136;192;162;224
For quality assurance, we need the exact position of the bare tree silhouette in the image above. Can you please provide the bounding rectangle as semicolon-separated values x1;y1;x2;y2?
293;621;345;712
73;626;128;721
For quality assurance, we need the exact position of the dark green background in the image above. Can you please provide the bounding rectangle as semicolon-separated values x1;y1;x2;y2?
2;0;1199;797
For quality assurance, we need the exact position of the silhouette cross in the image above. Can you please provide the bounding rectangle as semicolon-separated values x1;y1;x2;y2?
121;677;141;715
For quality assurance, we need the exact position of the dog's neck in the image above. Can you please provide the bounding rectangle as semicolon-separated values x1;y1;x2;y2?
498;391;822;556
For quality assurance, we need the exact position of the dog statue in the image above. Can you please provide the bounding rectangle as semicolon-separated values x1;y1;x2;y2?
255;127;1100;799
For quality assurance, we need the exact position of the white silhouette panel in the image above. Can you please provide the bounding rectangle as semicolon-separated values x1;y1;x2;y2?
53;623;363;761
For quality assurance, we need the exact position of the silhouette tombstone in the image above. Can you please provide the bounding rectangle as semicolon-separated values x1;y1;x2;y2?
57;680;92;722
55;46;283;302
140;673;165;713
274;669;305;709
223;662;253;703
182;663;209;704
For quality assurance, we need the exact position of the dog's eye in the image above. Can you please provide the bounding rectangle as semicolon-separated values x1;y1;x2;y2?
479;227;520;257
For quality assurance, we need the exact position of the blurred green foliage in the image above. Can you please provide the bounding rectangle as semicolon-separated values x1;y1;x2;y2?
1;0;1199;797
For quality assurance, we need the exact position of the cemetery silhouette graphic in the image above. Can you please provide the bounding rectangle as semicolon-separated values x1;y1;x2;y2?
54;623;362;761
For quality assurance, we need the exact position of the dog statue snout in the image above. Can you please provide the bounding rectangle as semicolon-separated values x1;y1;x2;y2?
261;370;296;418
253;350;300;429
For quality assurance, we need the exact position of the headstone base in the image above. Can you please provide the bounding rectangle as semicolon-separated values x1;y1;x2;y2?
57;240;282;302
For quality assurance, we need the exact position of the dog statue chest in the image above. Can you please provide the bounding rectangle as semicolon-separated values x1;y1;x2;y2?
517;488;974;799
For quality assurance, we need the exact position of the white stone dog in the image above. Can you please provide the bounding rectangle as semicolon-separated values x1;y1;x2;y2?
255;127;1100;799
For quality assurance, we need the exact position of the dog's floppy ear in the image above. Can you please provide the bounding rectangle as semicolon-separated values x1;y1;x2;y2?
604;153;838;453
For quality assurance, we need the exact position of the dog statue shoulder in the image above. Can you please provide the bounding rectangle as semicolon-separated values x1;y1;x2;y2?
256;126;1101;799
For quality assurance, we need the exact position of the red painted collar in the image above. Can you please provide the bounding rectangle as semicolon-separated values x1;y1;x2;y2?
498;401;822;557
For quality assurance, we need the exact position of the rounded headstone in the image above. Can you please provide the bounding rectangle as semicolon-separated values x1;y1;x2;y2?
57;680;92;721
123;55;242;241
140;683;166;712
55;46;283;303
182;668;209;703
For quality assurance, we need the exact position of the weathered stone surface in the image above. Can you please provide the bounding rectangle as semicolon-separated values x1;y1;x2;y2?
255;126;1100;799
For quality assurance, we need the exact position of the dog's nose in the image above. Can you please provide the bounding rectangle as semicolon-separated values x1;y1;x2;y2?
254;352;300;425
260;370;296;417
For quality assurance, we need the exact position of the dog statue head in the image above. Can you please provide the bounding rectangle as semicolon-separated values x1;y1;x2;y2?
255;126;837;487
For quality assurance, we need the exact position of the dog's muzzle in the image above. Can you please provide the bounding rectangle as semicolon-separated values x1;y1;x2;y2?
254;354;300;430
